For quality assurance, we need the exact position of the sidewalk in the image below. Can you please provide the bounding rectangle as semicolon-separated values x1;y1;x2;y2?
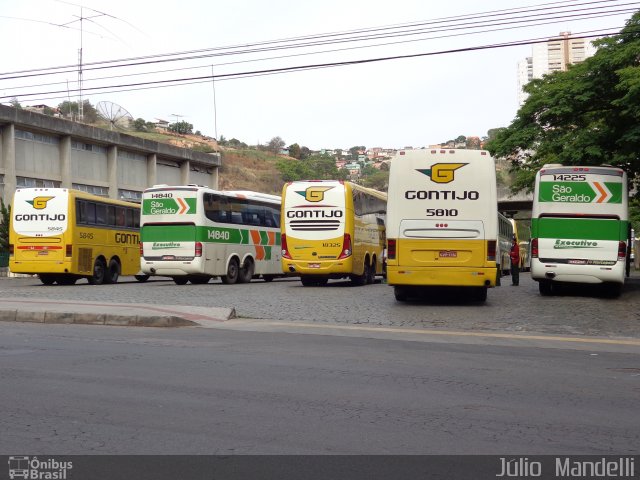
0;297;235;328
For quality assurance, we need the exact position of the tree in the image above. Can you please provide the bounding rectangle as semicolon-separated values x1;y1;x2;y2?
267;136;286;155
168;121;193;135
0;199;10;253
288;143;301;159
57;100;98;122
486;13;640;196
349;146;365;160
299;146;311;160
133;118;148;132
9;98;21;109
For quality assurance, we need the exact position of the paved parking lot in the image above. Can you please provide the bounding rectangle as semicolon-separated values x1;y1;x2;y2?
1;271;639;338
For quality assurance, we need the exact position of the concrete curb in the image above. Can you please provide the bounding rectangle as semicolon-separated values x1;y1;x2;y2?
0;299;236;328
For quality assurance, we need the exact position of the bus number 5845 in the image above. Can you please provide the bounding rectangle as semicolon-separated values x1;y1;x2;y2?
426;208;458;217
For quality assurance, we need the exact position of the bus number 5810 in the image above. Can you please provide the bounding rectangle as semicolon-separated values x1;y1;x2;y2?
426;208;458;217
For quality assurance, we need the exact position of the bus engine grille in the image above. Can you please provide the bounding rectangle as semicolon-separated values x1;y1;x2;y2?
78;248;93;273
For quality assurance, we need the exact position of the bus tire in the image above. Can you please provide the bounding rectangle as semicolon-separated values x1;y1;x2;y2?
366;258;376;284
134;274;150;282
57;275;78;285
39;274;57;285
238;258;255;284
473;286;487;302
189;276;210;284
88;258;107;285
394;286;408;302
539;281;553;296
221;258;240;285
350;263;368;286
173;276;189;285
495;265;501;286
105;259;120;284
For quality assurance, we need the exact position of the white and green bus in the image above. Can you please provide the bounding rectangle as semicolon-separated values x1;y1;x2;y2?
531;165;630;297
140;185;282;285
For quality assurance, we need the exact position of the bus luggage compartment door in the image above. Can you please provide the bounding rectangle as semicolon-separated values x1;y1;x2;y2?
397;220;486;267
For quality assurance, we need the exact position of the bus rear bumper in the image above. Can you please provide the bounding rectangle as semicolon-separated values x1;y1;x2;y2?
141;259;204;277
531;260;624;284
9;260;73;275
281;258;353;276
387;266;497;287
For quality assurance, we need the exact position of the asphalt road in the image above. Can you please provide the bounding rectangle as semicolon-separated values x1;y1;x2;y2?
1;321;638;455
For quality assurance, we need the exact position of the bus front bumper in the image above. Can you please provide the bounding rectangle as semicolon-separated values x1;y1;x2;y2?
530;259;625;284
387;266;497;287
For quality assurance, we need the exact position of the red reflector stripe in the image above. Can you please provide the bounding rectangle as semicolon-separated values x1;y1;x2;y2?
17;246;63;250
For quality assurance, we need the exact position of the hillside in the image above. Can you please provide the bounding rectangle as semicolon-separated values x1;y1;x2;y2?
127;130;284;195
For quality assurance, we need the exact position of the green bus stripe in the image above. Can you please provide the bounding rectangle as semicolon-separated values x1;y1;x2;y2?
532;218;628;241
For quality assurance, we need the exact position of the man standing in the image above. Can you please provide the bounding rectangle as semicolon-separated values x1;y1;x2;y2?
510;237;520;286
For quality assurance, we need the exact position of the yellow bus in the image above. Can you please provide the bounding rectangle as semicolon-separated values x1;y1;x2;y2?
386;149;501;302
281;180;387;286
10;187;147;285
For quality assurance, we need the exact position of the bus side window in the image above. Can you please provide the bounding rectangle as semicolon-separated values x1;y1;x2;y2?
125;208;135;228
115;207;126;227
95;204;107;225
77;200;86;224
107;206;116;226
86;202;97;225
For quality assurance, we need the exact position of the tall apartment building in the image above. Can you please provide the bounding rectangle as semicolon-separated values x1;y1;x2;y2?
517;32;597;105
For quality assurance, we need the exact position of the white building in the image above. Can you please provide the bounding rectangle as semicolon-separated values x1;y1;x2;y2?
517;32;597;105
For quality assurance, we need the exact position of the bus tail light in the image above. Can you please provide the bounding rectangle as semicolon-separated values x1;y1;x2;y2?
8;244;13;256
531;238;539;258
139;242;144;257
338;233;352;259
487;240;496;261
281;234;292;259
387;239;396;260
65;244;72;257
618;241;627;261
195;242;203;257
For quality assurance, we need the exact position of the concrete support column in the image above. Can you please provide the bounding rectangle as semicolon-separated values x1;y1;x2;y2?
59;135;72;188
146;153;157;188
2;123;16;205
107;145;118;199
210;166;219;190
180;160;190;185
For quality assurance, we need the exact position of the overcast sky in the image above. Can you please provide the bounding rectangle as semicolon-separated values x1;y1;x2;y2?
0;0;637;150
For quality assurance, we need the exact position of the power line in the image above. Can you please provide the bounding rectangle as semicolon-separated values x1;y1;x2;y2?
1;0;635;80
6;28;626;103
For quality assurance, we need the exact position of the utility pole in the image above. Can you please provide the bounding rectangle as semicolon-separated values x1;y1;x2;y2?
211;66;218;140
78;7;84;122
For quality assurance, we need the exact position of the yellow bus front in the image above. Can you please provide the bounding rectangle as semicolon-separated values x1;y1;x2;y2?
281;181;356;277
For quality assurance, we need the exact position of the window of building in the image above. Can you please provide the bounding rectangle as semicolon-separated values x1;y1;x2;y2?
72;183;109;197
118;189;142;202
16;177;60;188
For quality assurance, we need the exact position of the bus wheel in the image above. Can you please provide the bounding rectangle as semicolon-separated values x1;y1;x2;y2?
57;275;77;285
134;274;150;282
105;259;120;284
221;258;240;285
350;263;368;286
39;274;57;285
473;286;488;302
539;281;553;296
366;260;376;284
189;276;210;284
88;258;106;285
394;286;408;302
238;258;255;284
603;283;622;298
173;277;189;285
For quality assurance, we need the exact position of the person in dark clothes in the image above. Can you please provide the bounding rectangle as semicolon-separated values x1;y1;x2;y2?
510;237;520;286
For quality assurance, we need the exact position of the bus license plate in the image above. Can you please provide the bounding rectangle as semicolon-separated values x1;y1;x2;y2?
37;251;49;256
308;263;321;268
162;255;176;260
439;251;457;258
